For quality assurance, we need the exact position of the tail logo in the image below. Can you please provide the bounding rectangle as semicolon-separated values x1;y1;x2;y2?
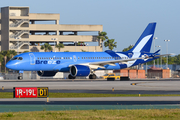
141;54;148;61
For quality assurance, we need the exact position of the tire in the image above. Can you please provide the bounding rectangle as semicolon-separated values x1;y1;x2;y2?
68;74;76;79
92;74;97;79
89;74;96;79
89;74;93;79
18;76;22;80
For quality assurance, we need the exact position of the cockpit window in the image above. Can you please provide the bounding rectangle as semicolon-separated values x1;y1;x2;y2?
11;57;18;60
11;57;23;60
18;57;23;60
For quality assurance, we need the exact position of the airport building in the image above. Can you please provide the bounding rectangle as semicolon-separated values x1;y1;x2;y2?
0;6;103;52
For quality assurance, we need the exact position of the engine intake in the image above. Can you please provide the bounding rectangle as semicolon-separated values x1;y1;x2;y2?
70;65;90;77
37;71;57;77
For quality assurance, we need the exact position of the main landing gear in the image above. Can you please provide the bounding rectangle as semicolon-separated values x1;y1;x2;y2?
89;74;97;79
68;74;76;79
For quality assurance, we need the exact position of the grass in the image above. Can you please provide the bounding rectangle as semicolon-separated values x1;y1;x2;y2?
1;92;180;98
1;109;180;120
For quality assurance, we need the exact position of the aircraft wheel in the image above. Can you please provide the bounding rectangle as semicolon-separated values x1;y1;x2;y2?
89;74;96;79
68;74;76;79
68;74;73;79
18;76;22;80
89;74;93;79
92;74;97;79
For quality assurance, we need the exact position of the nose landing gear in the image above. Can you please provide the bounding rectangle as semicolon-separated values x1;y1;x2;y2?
18;72;23;80
18;76;23;80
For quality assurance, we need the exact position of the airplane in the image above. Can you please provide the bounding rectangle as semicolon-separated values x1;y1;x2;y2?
6;22;172;80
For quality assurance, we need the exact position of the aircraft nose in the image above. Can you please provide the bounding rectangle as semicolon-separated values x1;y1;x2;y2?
6;62;16;70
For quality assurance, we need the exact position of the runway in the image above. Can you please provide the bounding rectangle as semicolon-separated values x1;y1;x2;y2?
1;79;180;111
1;89;180;94
1;97;180;105
1;97;180;112
1;79;180;91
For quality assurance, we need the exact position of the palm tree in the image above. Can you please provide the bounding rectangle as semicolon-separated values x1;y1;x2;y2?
40;43;52;52
122;45;134;52
97;31;108;48
55;43;64;52
81;49;87;52
9;50;17;59
104;39;117;50
1;51;10;73
23;51;29;53
0;54;4;72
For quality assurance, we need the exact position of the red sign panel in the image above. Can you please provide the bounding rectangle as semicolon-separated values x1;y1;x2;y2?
14;87;37;98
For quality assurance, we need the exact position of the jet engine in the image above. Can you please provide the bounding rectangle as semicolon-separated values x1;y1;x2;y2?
70;65;90;77
37;71;57;77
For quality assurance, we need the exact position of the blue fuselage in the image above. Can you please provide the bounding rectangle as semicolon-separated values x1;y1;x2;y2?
6;51;156;72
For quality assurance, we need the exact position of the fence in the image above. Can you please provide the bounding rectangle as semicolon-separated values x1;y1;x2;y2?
1;70;180;80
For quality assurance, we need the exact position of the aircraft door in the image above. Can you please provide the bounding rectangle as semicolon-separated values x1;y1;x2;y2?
73;55;77;62
29;53;35;65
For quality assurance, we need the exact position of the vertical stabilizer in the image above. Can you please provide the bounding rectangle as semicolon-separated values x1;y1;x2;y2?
128;22;156;53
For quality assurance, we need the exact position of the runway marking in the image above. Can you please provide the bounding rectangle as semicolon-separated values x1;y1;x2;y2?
133;82;171;88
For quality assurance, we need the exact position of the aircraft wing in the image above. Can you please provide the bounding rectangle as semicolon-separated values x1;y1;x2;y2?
69;56;145;68
69;53;175;68
88;57;144;66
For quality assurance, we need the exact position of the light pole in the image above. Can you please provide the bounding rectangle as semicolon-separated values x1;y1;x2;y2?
156;45;161;68
51;38;57;52
164;40;170;69
153;37;158;67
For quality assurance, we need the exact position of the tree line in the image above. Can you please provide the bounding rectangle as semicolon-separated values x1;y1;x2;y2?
40;31;118;52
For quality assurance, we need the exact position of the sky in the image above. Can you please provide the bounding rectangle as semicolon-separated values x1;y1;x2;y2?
1;0;180;54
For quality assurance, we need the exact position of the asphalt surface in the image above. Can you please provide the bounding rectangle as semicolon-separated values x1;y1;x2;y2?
1;79;180;110
1;97;180;105
1;89;180;94
1;79;180;91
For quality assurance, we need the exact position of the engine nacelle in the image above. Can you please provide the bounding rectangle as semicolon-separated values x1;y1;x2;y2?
70;65;90;77
37;71;57;77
